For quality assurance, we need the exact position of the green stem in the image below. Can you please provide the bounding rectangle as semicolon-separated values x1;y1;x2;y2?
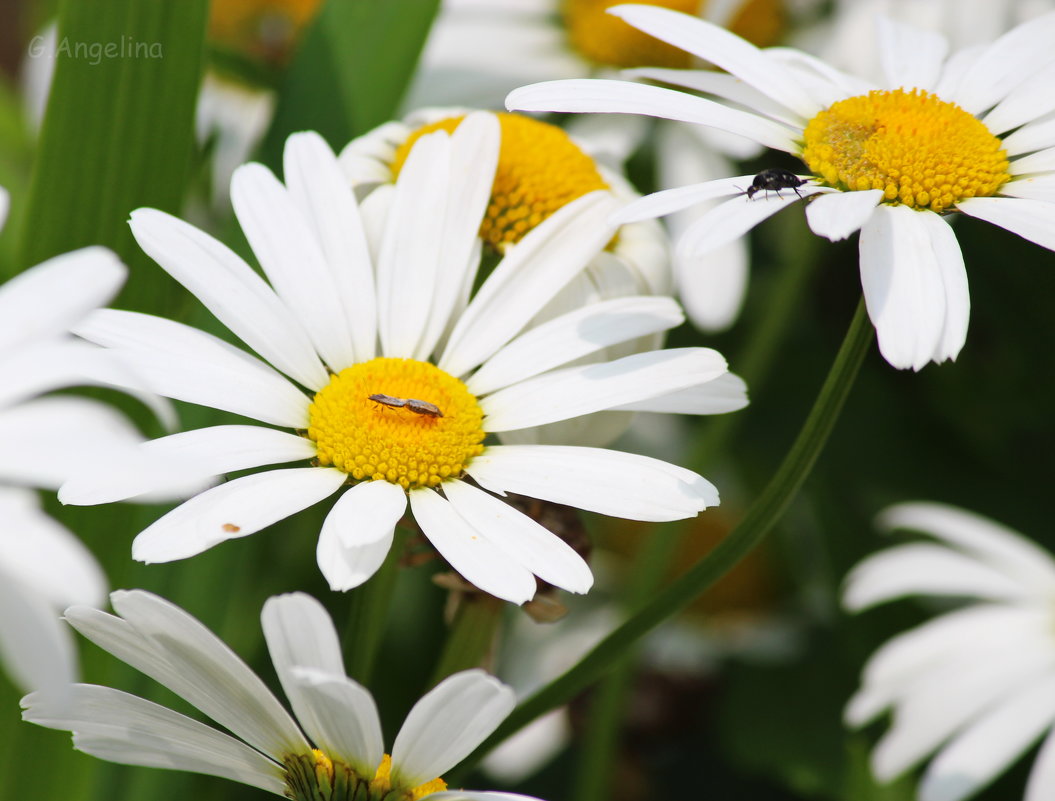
451;297;873;782
429;595;505;686
345;526;410;684
570;219;822;801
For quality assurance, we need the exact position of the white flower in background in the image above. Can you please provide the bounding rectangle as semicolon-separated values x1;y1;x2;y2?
799;0;1055;83
405;0;788;332
341;108;746;448
23;590;544;801
0;237;153;698
60;115;740;605
844;503;1055;801
509;5;1055;370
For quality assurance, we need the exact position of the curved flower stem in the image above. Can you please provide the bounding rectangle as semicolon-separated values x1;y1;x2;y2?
429;594;505;686
452;296;873;781
571;223;823;801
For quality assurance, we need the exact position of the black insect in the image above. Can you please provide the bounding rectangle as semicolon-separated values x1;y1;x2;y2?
745;168;808;200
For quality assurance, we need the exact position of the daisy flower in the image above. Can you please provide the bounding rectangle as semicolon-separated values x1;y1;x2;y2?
340;108;742;448
844;502;1055;801
405;0;786;331
22;589;545;801
0;237;155;697
508;5;1055;369
60;114;737;605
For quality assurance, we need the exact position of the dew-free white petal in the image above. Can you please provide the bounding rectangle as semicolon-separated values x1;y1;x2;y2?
1025;726;1055;801
0;572;77;697
876;16;948;92
805;189;883;242
131;468;346;564
322;479;407;550
316;520;394;593
612;371;748;415
610;175;755;225
957;197;1055;252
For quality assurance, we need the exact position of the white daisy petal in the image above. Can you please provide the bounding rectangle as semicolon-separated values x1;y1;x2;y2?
0;246;125;354
805;189;883;242
607;4;819;118
1025;727;1055;801
466;444;717;522
415;112;500;361
261;594;384;776
75;309;311;428
917;675;1055;801
59;425;315;506
1000;176;1055;202
945;11;1055;114
230;163;356;372
877;16;948;91
612;371;749;415
440;191;620;378
322;479;407;549
914;212;970;364
0;185;7;228
1010;147;1055;176
879;502;1055;589
21;685;286;794
408;488;537;604
128;208;329;390
467;296;684;395
506;79;799;153
481;347;727;432
66;590;309;758
0;572;76;696
442;479;593;594
131;468;346;564
283;132;378;365
983;63;1055;135
1001;113;1055;156
316;517;394;593
957;196;1055;251
426;794;545;801
844;543;1030;610
288;667;384;777
610;175;756;225
376;131;451;359
391;669;516;786
858;205;949;371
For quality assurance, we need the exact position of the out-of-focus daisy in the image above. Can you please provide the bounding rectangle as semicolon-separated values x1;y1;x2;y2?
23;589;544;801
509;6;1055;370
844;502;1055;801
61;115;738;604
0;241;152;698
341;108;746;448
406;0;786;331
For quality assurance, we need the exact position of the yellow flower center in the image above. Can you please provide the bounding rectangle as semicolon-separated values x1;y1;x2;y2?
307;358;485;490
391;113;609;251
801;88;1011;212
208;0;321;64
283;751;446;801
561;0;784;68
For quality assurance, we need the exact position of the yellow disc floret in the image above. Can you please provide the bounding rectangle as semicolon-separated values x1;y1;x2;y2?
561;0;784;68
391;113;609;251
801;88;1010;213
370;754;448;800
308;358;485;490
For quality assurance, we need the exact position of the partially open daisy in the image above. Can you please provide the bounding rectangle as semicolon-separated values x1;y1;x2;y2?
0;243;157;698
406;0;787;331
23;589;545;801
845;503;1055;801
61;115;737;604
508;5;1055;369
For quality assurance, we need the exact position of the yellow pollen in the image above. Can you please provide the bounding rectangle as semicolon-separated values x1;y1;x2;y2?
370;754;448;800
391;113;609;251
801;88;1010;213
561;0;784;68
208;0;321;65
307;358;485;490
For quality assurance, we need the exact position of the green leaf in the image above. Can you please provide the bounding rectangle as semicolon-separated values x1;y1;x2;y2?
10;0;207;312
260;0;439;165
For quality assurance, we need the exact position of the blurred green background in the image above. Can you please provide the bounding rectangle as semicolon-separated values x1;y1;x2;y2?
0;2;1053;801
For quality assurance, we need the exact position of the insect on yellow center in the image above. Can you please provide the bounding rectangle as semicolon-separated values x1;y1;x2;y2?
560;0;784;69
391;113;609;252
801;88;1011;213
307;357;485;490
283;751;446;801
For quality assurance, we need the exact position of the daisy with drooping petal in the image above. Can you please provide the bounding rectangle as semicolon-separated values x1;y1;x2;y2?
404;0;788;331
508;5;1055;370
23;589;545;801
845;502;1055;801
0;240;160;698
61;114;739;605
341;108;746;448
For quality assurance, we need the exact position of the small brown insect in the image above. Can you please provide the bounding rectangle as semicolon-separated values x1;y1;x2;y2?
222;523;241;533
368;394;443;418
